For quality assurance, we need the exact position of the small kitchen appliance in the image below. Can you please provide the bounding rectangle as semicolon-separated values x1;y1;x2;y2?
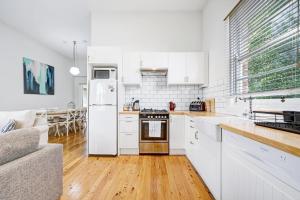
189;100;206;111
169;101;176;111
139;109;169;154
132;100;140;111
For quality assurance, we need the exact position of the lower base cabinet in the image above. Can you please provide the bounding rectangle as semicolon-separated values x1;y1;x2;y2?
169;115;186;155
119;114;139;155
196;131;221;200
222;130;300;200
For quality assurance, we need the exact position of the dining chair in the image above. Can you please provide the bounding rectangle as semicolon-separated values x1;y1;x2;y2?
68;109;77;134
57;112;70;136
47;113;60;136
76;108;87;134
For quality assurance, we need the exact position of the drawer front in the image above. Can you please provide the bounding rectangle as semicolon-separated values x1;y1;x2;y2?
119;132;138;148
223;130;300;191
119;114;138;121
120;120;138;133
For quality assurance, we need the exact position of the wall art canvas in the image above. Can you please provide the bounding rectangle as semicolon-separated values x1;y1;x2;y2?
23;57;55;95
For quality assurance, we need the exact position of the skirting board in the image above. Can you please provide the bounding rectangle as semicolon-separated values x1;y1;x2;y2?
169;149;186;155
119;148;139;155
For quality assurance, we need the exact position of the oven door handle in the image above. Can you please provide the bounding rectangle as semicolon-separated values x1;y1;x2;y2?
141;121;167;124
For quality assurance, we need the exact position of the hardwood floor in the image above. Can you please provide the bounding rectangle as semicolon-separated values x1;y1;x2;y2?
49;133;213;200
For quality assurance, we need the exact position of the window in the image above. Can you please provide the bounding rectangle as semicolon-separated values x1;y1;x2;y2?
229;0;300;95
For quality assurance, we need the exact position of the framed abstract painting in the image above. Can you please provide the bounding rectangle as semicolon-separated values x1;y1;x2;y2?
23;57;55;95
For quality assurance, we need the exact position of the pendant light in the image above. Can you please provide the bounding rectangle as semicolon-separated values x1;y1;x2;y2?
69;41;80;76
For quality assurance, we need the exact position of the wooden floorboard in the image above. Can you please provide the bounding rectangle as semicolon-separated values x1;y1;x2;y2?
49;133;213;200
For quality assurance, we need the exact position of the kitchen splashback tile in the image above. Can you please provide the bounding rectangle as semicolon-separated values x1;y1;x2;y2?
125;76;202;110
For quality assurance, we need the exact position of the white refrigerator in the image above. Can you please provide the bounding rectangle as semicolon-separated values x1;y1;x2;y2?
88;78;117;155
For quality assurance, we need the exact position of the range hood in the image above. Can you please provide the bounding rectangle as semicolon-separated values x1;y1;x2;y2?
140;67;168;76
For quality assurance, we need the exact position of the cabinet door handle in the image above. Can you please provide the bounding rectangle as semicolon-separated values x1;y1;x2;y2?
280;155;286;161
190;126;194;128
125;121;133;123
190;141;194;144
195;131;199;140
125;133;133;136
142;121;167;124
260;147;269;152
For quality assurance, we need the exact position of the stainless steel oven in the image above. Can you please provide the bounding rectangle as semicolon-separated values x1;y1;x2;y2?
139;109;169;154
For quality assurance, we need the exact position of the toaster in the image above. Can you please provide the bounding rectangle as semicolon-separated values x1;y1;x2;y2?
189;101;206;112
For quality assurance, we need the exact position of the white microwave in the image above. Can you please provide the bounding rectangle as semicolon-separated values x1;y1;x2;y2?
92;67;117;80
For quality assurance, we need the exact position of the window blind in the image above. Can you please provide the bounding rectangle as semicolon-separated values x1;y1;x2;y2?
229;0;300;95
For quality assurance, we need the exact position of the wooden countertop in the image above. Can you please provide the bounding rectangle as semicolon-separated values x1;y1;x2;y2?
119;111;139;115
120;110;300;156
220;121;300;157
119;111;223;116
169;111;227;117
119;111;221;116
172;110;300;157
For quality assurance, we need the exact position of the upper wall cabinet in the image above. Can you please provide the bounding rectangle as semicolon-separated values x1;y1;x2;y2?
87;47;122;64
122;52;142;85
140;52;169;69
168;53;186;84
168;52;208;86
186;52;208;85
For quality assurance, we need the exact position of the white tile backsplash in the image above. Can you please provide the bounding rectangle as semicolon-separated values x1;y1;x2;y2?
203;76;300;117
125;76;203;110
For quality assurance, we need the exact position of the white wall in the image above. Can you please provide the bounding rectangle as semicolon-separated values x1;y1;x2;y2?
202;0;300;115
91;11;202;51
0;21;74;111
202;0;238;85
73;76;87;107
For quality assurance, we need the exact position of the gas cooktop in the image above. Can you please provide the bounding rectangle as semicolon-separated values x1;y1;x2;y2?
255;122;300;134
140;108;169;114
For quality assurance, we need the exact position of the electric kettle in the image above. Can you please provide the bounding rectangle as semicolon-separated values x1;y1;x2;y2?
169;101;176;111
132;100;140;111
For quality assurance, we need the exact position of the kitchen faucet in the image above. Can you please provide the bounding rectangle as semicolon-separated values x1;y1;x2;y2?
238;96;254;120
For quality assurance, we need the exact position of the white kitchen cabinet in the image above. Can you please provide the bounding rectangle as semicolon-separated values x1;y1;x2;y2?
168;53;186;84
169;115;185;155
222;130;300;200
185;116;200;168
140;52;169;69
167;52;208;86
185;116;193;159
193;117;222;200
119;114;139;155
87;47;122;64
186;52;208;85
122;52;141;85
185;116;222;200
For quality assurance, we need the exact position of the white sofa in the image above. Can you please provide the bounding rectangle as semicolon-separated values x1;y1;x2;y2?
0;110;49;145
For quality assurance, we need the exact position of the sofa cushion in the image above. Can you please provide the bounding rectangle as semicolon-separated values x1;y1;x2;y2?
0;128;40;165
0;110;36;129
0;119;16;133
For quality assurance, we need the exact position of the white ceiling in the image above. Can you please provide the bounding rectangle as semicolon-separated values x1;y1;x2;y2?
0;0;90;60
88;0;208;12
0;0;207;60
